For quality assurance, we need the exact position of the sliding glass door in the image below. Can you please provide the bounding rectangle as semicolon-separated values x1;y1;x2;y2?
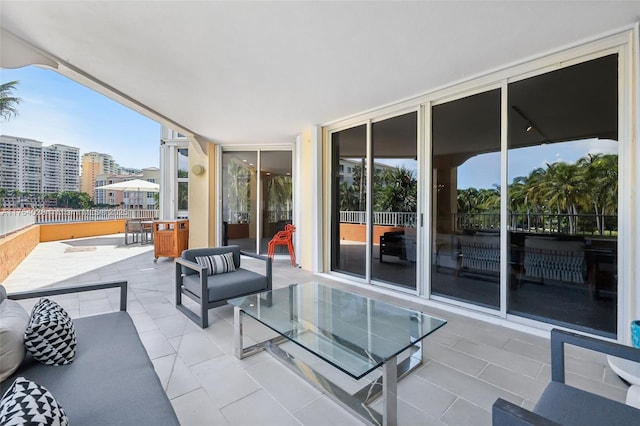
222;150;292;255
371;113;418;290
331;125;367;278
327;44;623;338
506;54;618;336
428;53;618;335
430;89;501;309
331;112;419;291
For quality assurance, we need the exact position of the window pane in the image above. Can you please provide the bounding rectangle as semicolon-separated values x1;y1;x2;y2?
177;148;188;178
261;151;292;254
371;112;417;290
177;182;188;210
431;89;501;309
222;151;257;251
331;125;367;278
507;54;618;337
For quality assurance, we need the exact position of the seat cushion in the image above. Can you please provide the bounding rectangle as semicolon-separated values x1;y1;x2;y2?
182;268;268;303
534;381;640;426
0;312;179;426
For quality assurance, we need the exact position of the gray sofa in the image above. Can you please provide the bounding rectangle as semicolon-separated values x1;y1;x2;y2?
175;245;272;328
492;328;640;426
0;281;179;426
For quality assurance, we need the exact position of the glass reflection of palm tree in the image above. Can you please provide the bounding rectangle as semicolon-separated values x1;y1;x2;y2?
227;162;250;223
265;175;292;222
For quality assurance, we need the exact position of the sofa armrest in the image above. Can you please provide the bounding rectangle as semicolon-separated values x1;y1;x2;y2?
550;328;640;383
240;250;272;290
492;399;560;426
8;281;128;311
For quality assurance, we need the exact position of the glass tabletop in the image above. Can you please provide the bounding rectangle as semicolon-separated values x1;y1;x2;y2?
229;282;446;379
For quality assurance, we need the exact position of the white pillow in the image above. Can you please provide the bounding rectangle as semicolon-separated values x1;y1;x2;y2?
0;299;30;382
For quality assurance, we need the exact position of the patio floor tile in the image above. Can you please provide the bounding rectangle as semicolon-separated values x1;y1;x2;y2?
1;234;630;425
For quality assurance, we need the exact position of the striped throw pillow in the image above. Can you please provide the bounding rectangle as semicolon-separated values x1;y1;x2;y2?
194;252;236;276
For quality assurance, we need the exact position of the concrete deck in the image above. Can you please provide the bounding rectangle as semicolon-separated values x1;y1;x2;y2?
1;234;629;425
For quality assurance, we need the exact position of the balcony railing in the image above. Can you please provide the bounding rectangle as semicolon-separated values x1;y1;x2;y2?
337;211;617;236
35;209;158;224
0;210;36;238
456;212;617;236
339;211;417;227
0;209;159;237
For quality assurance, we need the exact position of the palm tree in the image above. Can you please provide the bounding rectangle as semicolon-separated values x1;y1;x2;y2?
0;187;7;208
0;81;21;120
576;153;618;235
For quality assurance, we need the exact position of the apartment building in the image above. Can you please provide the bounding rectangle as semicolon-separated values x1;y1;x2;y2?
80;152;143;201
42;144;80;193
94;167;159;209
0;135;79;207
79;152;118;196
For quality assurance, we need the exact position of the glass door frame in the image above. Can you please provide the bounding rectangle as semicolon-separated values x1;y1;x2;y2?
426;82;506;316
326;105;422;295
322;29;634;341
216;145;295;255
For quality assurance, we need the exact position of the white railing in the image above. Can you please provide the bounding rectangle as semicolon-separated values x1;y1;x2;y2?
34;209;159;224
0;209;159;233
339;211;417;227
0;210;37;237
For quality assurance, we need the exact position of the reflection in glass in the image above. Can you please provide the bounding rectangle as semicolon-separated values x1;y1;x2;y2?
431;89;501;309
222;151;257;251
507;54;618;336
331;125;367;278
177;182;188;210
371;112;417;290
177;148;189;215
261;151;293;253
177;148;189;178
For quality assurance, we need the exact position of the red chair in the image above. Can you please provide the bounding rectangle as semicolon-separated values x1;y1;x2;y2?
267;224;296;266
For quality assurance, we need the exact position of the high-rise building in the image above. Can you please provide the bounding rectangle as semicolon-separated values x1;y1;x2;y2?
81;152;143;202
0;135;80;207
80;152;118;197
43;144;80;193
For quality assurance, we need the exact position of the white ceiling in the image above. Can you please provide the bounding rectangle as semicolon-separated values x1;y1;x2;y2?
1;1;639;146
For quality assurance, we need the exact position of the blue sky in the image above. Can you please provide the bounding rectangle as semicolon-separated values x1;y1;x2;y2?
378;137;617;190
1;66;160;169
458;138;618;189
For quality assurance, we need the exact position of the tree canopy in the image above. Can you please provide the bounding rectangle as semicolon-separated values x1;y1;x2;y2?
0;81;21;120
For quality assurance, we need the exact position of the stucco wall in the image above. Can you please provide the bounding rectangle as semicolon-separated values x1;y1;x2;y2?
297;129;314;270
39;220;126;242
0;225;40;282
187;140;216;249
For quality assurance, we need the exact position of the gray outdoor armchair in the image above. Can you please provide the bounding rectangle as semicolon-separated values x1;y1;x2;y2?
492;328;640;425
175;245;272;328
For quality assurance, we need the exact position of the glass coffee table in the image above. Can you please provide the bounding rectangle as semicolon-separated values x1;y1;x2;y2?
229;282;447;426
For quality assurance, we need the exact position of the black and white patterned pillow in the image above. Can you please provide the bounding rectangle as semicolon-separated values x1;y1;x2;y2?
24;298;76;366
0;377;69;426
195;252;236;276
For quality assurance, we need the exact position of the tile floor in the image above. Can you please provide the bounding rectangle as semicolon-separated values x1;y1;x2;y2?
2;235;630;425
